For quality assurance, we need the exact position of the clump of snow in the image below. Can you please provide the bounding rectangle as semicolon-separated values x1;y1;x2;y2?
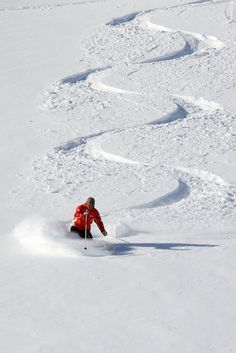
109;221;140;237
13;217;77;258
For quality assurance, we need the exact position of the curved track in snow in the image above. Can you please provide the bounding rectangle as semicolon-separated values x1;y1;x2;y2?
133;179;190;209
84;12;225;96
43;8;225;112
144;17;225;51
33;3;236;235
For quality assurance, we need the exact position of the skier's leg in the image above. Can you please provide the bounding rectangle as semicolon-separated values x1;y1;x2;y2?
70;226;85;238
79;229;92;238
70;225;79;233
77;229;86;238
87;232;93;239
70;226;92;239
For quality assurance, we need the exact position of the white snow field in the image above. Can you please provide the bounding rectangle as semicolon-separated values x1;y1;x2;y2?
1;0;236;352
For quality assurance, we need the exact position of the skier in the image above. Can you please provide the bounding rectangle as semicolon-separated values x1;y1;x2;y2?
70;197;107;239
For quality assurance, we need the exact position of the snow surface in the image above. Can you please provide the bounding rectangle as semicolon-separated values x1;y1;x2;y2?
1;0;236;352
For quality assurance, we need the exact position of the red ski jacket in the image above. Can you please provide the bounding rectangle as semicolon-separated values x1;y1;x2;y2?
73;203;105;233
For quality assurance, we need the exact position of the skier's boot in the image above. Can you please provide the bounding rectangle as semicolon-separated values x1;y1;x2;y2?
87;232;93;239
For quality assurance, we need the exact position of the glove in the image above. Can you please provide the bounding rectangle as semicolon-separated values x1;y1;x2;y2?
102;230;108;236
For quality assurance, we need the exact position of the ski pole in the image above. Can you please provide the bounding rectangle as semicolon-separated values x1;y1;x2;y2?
84;210;89;250
107;234;130;245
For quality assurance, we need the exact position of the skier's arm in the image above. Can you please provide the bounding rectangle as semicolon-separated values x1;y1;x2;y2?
74;205;85;219
94;211;106;234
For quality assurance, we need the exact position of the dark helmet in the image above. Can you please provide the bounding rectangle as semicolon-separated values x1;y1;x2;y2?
86;197;95;207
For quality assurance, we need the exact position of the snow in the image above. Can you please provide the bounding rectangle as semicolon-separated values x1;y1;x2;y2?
1;0;236;352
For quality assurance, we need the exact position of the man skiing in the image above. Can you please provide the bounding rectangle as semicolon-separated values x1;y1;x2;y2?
70;197;107;239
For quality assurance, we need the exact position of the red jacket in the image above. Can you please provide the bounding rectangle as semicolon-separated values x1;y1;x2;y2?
73;203;105;233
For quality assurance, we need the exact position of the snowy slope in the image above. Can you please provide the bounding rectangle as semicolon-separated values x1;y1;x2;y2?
1;1;236;353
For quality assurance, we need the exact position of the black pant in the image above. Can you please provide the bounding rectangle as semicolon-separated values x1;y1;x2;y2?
70;226;93;239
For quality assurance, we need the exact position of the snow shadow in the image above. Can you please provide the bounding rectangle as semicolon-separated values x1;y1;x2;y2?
108;242;218;256
106;12;141;26
140;41;194;64
60;67;109;85
54;132;104;153
148;103;188;125
132;180;190;209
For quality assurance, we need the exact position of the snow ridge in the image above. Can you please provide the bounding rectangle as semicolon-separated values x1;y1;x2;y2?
106;11;141;26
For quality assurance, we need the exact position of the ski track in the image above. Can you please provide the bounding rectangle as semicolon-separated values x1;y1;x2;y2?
0;0;229;12
44;9;225;111
52;96;190;164
84;11;224;94
150;13;225;50
34;89;236;218
30;4;236;249
132;179;190;209
125;165;236;231
0;0;105;12
141;16;224;62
